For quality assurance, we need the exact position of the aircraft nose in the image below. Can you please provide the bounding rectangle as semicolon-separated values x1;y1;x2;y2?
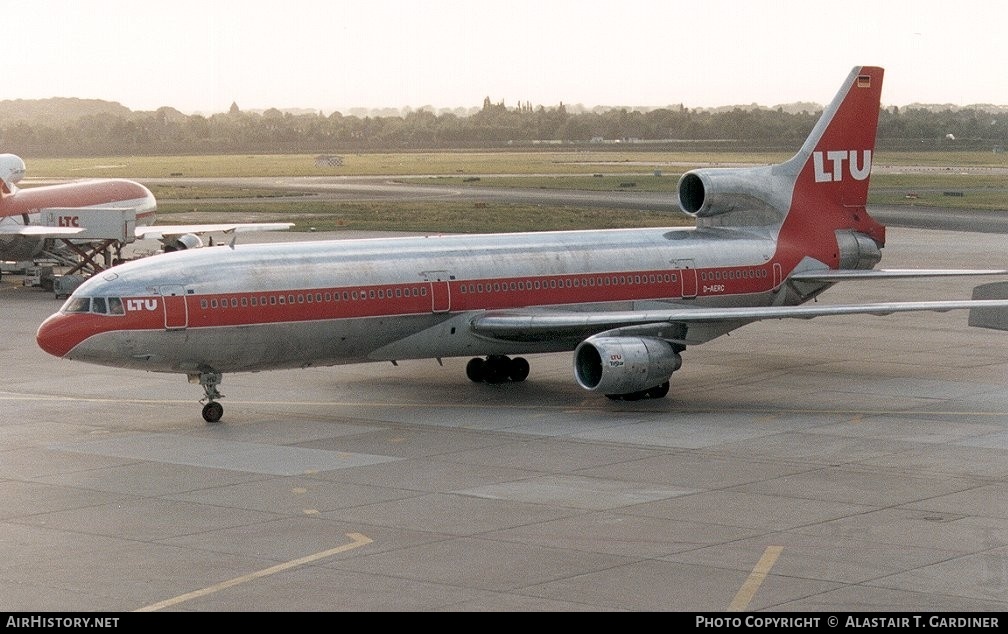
36;312;83;358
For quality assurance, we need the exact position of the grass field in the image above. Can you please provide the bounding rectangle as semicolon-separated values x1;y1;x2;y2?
23;151;1008;233
25;150;1008;178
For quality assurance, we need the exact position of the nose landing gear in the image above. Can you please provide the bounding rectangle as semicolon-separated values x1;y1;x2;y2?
189;370;225;423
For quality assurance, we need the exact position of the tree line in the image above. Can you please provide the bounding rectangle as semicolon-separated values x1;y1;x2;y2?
1;97;1005;157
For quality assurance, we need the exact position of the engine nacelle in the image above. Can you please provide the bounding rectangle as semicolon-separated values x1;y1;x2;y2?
0;153;26;192
835;229;882;270
573;336;682;395
162;233;204;251
677;164;787;220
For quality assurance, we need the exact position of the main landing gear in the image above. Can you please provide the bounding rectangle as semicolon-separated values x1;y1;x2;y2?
466;355;530;384
190;370;225;423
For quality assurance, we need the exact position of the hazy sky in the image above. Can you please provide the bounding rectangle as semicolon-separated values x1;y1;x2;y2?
10;0;1006;114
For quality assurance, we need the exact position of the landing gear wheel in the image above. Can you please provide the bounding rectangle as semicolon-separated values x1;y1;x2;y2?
508;357;530;382
202;401;224;423
466;357;486;382
646;381;670;399
485;355;511;383
606;381;671;402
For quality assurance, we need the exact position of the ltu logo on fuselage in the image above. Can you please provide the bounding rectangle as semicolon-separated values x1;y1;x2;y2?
126;298;158;311
813;150;871;183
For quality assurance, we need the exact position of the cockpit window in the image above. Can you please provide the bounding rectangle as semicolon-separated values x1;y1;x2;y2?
63;297;91;313
61;296;126;316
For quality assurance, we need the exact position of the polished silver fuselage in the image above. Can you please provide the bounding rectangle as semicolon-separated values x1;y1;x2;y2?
59;225;797;375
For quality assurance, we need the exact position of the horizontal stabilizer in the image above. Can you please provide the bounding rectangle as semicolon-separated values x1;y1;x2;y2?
969;282;1008;331
791;268;1008;282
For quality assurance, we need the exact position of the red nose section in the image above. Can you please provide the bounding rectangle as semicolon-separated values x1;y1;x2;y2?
36;313;86;358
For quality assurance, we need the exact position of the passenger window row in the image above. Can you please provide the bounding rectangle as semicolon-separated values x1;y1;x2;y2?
199;285;429;310
700;268;767;281
458;273;678;294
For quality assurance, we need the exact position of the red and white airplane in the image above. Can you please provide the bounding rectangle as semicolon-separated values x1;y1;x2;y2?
36;66;1008;423
0;155;156;262
0;154;291;264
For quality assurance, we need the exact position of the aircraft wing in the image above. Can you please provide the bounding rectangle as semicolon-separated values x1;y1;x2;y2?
790;269;1008;282
134;222;294;240
470;299;1008;345
0;224;85;237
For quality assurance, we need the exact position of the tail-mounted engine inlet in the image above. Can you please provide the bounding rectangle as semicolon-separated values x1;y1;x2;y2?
677;165;791;227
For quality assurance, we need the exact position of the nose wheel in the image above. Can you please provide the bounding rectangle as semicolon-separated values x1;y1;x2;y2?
190;371;225;423
202;401;224;423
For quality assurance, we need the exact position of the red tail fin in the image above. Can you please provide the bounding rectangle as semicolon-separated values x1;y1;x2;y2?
780;66;886;261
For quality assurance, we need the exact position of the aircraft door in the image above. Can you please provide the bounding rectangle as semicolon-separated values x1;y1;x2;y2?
675;260;698;299
422;270;453;313
159;285;189;330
